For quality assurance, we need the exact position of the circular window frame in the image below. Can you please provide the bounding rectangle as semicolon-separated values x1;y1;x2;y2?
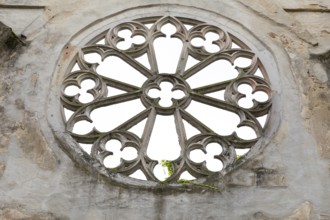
48;5;281;191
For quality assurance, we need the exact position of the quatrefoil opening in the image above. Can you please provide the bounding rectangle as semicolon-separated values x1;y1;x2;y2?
147;81;186;107
191;32;220;53
103;139;138;169
116;29;146;50
190;142;223;172
237;84;269;109
141;74;192;115
64;79;95;103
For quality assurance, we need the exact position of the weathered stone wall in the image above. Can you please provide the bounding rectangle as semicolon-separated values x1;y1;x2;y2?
0;0;329;219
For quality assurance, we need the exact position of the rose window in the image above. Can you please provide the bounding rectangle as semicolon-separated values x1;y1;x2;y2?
61;16;272;183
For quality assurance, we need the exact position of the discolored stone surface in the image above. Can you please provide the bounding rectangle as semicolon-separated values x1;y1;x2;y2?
0;0;330;219
0;205;69;220
15;113;57;171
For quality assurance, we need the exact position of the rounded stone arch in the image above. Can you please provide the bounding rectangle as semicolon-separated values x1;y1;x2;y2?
48;4;281;190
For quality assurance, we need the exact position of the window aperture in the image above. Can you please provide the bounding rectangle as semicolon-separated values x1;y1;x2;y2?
61;16;272;183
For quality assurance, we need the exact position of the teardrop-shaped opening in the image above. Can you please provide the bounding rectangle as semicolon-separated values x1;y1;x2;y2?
186;101;240;136
186;59;238;88
153;23;183;74
90;99;145;132
147;115;181;161
96;56;147;87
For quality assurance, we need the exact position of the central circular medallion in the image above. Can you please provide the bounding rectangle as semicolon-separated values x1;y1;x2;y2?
141;74;191;115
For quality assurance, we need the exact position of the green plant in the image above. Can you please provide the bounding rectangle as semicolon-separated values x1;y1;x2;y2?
160;160;173;177
160;160;219;191
177;179;219;191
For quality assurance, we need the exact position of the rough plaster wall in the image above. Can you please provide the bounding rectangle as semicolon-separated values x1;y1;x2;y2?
0;0;330;219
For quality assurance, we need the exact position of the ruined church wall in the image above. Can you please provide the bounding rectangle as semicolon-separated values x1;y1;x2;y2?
0;0;330;219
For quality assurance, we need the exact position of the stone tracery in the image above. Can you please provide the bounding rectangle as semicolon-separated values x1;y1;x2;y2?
61;16;272;183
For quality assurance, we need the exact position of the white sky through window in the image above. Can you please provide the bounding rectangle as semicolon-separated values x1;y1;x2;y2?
62;18;271;182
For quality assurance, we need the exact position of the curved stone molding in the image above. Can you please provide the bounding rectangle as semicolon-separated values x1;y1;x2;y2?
48;6;281;189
